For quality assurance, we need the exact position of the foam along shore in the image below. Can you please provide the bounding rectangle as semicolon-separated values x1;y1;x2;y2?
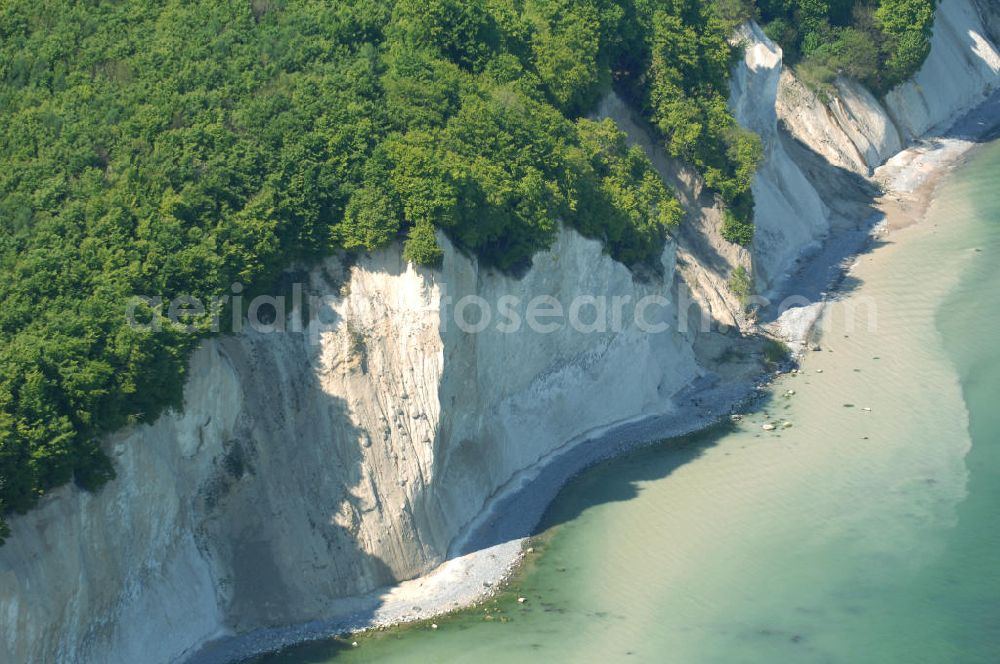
186;82;1000;664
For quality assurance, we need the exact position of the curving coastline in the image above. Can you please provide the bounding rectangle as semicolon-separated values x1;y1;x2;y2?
1;3;999;663
188;81;1000;664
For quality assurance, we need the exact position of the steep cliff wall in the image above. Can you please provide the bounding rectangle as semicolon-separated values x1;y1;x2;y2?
885;0;1000;140
0;226;714;664
775;0;1000;162
730;22;833;299
777;74;902;176
1;1;998;662
0;346;237;664
740;0;1000;299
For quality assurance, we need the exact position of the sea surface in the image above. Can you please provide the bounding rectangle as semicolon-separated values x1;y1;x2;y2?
255;139;1000;663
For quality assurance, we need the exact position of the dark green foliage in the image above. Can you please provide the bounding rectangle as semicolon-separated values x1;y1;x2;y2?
403;221;445;267
756;0;937;94
722;208;756;246
875;0;937;88
0;0;756;537
711;0;759;31
574;118;683;268
618;0;763;241
728;264;753;305
525;0;606;115
388;0;501;72
762;337;791;367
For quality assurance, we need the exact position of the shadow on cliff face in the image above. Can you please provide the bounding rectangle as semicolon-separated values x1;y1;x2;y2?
195;90;1000;659
763;87;1000;327
191;329;396;645
946;88;1000;143
755;126;886;325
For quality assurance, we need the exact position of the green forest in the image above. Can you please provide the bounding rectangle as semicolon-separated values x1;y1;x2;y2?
0;0;935;541
750;0;938;94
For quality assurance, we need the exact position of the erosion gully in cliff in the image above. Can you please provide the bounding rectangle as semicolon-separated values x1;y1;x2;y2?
2;2;1000;662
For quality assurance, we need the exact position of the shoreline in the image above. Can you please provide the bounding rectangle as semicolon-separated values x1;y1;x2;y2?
186;91;1000;664
189;378;760;664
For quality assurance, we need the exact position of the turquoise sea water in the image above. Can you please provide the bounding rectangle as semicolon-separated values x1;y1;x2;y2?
257;139;1000;663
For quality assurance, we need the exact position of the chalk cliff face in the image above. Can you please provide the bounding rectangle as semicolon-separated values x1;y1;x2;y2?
730;22;832;299
885;0;1000;139
1;1;999;662
777;73;903;176
740;0;1000;297
775;0;1000;168
0;228;710;664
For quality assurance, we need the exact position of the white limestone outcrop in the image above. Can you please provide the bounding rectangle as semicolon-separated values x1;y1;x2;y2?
731;22;831;299
1;1;998;661
885;0;1000;140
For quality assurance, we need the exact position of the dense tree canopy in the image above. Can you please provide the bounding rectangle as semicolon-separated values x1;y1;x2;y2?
0;0;768;540
750;0;938;94
630;0;763;244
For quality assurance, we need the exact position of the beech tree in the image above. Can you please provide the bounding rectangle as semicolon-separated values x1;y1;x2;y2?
0;0;778;539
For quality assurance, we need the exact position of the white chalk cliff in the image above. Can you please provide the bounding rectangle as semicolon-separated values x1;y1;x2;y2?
2;1;998;662
885;0;1000;139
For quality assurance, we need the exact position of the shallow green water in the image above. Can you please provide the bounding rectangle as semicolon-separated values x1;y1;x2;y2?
259;140;1000;663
